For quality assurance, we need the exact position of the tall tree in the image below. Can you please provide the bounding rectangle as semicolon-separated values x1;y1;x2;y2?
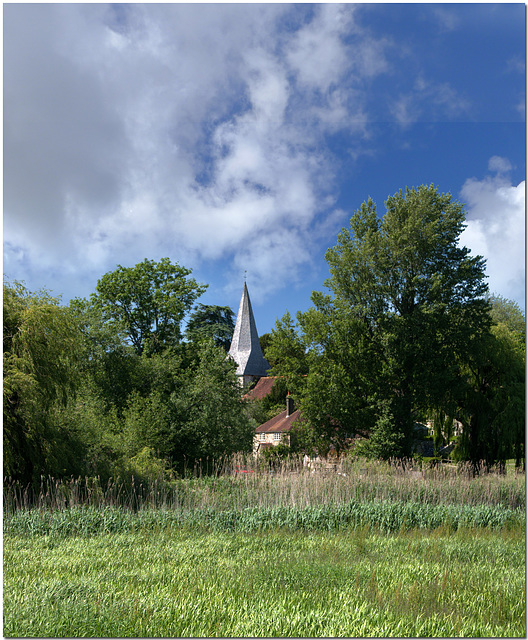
119;340;254;472
171;340;254;467
91;258;207;356
292;185;491;458
185;304;235;351
266;311;309;394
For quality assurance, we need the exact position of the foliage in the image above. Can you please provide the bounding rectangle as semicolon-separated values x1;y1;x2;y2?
124;446;176;484
5;457;524;514
258;332;274;364
244;375;291;427
488;294;525;345
455;322;525;469
167;340;254;470
185;304;235;351
90;257;207;355
68;340;254;476
3;257;257;485
3;281;85;484
268;185;522;465
266;311;308;396
4;500;524;537
261;442;292;464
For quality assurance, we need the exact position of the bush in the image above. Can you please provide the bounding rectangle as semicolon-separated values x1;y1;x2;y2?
261;443;291;464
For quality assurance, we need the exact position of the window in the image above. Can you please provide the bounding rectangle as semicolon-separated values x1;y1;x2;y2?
273;433;281;441
258;433;266;442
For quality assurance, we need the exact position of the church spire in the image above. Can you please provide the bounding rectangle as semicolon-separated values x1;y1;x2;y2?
228;282;270;384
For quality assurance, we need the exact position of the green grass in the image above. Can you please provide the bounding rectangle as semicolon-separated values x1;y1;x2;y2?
4;526;525;637
4;463;525;636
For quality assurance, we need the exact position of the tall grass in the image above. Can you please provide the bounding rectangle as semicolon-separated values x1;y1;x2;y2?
4;455;525;514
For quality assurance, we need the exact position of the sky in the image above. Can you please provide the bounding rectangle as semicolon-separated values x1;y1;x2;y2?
4;3;525;336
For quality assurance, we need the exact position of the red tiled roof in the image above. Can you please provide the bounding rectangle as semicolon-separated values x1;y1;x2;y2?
255;408;301;434
243;376;277;400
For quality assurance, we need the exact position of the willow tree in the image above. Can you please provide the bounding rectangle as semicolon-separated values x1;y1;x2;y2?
3;281;83;483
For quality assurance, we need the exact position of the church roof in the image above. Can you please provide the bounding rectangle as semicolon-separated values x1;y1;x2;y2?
228;282;270;377
243;376;277;400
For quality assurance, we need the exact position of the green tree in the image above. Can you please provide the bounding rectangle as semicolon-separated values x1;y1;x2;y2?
91;258;207;356
488;294;525;345
291;185;491;458
455;321;525;470
266;311;308;395
287;297;377;455
258;333;274;364
185;304;235;351
3;281;84;483
168;340;254;471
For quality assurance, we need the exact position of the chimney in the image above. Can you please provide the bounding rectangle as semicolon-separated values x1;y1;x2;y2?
286;394;294;417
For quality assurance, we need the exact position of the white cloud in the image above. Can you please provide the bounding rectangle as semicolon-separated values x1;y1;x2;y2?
391;76;471;128
432;7;460;33
286;4;355;93
459;159;525;307
487;156;512;174
4;3;390;301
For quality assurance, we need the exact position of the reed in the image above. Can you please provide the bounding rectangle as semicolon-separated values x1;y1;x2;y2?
4;455;524;514
4;456;524;638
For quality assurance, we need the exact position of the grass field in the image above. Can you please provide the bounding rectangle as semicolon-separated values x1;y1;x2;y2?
4;525;525;637
3;461;526;637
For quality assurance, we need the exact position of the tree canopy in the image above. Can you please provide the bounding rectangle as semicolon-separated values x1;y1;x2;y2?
185;304;235;351
4;281;84;483
4;194;524;486
91;258;207;355
268;185;523;465
4;261;253;487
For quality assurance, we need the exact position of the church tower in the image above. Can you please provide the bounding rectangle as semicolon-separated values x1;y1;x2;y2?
228;282;270;386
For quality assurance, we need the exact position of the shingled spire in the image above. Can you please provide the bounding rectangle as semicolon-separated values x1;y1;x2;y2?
228;282;270;385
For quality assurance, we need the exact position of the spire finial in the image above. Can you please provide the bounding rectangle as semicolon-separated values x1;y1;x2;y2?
244;270;247;283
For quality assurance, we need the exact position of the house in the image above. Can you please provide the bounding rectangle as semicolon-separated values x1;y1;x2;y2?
254;395;300;454
228;282;270;386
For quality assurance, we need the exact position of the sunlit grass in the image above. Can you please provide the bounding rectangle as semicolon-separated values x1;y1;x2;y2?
4;526;525;637
4;459;525;637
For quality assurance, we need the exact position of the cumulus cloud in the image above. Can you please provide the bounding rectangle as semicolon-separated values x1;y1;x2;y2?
4;3;388;300
459;158;525;307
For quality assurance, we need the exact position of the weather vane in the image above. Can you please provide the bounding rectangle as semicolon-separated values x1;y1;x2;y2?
244;270;247;282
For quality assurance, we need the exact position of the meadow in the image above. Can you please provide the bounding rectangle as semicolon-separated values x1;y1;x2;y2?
3;458;526;637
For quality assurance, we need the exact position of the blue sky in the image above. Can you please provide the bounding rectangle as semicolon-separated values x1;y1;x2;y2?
4;3;525;336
